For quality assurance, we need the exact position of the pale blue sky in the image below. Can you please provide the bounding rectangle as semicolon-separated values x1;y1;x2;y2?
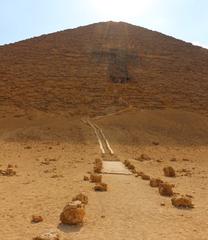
0;0;208;48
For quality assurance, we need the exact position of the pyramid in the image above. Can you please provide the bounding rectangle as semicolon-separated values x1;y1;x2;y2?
0;21;208;116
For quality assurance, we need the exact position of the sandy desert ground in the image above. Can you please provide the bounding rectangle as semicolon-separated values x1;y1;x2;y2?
0;108;208;240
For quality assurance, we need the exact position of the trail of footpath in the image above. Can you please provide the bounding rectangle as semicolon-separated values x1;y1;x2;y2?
78;118;199;240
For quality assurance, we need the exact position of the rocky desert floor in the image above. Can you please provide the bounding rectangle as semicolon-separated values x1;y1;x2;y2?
0;108;208;240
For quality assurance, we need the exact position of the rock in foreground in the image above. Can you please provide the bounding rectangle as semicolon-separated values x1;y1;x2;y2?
60;200;85;225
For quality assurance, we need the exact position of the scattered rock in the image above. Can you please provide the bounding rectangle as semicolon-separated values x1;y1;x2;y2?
160;202;165;206
136;154;151;161
33;229;60;240
150;178;163;187
94;182;108;192
60;200;85;225
94;158;103;173
83;176;89;181
124;160;130;167
31;215;43;223
177;168;192;177
90;174;102;183
182;158;190;162
72;193;88;205
163;166;176;177
171;196;194;209
131;169;137;174
0;166;16;176
170;158;177;162
152;141;159;146
24;146;31;149
159;183;174;197
136;171;144;177
129;164;135;171
141;174;150;180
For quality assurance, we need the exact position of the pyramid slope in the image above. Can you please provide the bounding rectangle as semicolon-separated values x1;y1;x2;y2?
0;21;208;116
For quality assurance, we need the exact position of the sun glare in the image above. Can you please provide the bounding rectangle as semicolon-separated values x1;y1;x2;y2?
90;0;154;20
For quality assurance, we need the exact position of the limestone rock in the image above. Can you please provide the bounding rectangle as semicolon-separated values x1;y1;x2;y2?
171;196;194;208
90;174;102;183
60;200;85;225
150;178;163;187
72;193;88;205
33;229;60;240
159;183;174;197
94;182;107;192
163;166;176;177
31;215;43;223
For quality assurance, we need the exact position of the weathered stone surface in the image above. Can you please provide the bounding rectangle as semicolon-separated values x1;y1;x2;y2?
60;200;85;225
150;178;163;187
33;229;60;240
94;182;108;192
163;166;176;177
171;196;194;208
72;193;88;205
159;183;174;197
90;174;102;183
31;215;43;223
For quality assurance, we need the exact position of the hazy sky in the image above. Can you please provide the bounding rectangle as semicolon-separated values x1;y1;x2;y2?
1;0;208;48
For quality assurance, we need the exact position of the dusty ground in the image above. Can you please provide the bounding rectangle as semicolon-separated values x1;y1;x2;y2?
0;108;208;240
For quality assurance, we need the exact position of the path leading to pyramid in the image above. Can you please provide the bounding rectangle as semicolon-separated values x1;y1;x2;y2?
77;116;205;240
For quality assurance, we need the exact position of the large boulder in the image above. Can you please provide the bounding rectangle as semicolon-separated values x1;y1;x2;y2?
60;201;85;225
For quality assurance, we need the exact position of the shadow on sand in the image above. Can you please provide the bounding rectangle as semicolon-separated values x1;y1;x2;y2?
57;223;83;233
